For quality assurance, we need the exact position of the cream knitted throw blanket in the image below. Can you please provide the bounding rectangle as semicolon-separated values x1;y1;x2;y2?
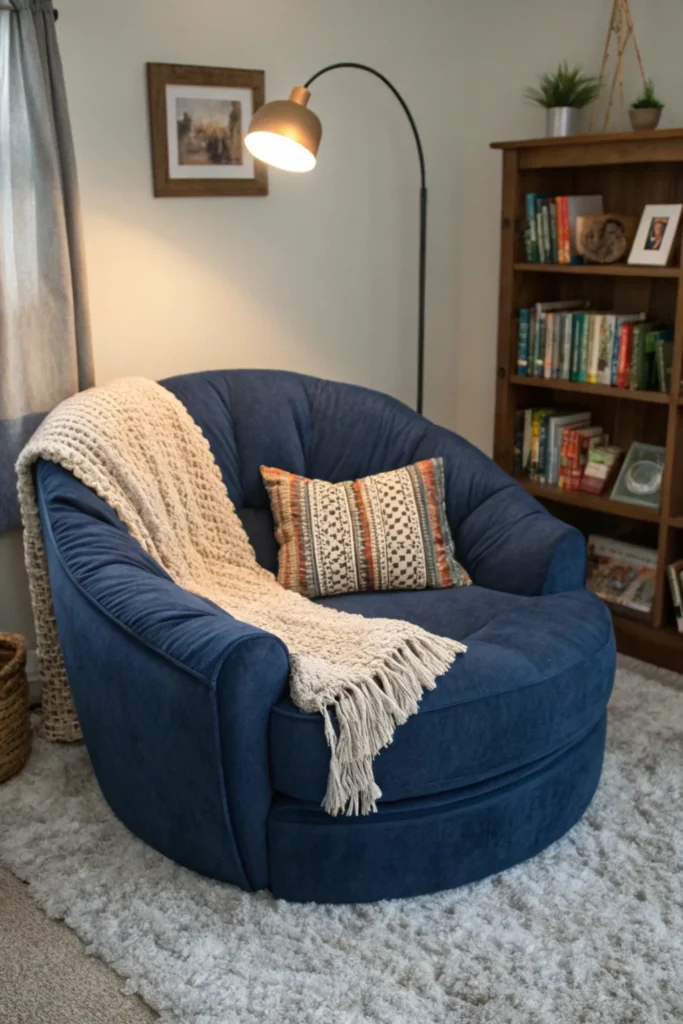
17;378;466;816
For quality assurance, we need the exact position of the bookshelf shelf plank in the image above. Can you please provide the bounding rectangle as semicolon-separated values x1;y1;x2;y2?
521;479;661;523
669;516;683;529
509;375;670;404
513;262;680;279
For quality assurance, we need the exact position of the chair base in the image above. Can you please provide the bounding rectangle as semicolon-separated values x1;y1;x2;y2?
268;714;606;904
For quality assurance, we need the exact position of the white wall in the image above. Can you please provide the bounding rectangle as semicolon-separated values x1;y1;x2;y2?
2;0;682;643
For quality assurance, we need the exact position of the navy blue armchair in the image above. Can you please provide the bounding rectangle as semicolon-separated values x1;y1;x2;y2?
36;371;616;903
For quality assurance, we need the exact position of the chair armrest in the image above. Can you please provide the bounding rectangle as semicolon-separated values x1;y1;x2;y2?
457;485;586;595
36;461;290;890
413;426;586;596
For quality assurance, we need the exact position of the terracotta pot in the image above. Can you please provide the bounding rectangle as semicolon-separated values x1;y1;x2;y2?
629;107;663;131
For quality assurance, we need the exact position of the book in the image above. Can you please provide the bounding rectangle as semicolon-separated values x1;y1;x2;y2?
566;195;604;261
557;311;573;380
597;314;617;386
530;408;554;479
587;536;657;617
516;309;531;376
531;300;586;377
524;193;539;262
667;559;683;633
546;410;591;486
513;410;524;477
549;198;559;263
543;311;555;379
580;444;622;494
654;332;674;393
535;196;549;263
586;313;604;385
557;196;571;264
522;408;533;475
616;322;634;388
541;201;552;264
629;323;655;390
570;312;583;380
577;313;592;382
571;426;605;489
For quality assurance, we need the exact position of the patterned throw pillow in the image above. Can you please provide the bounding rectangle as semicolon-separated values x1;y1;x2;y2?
260;458;471;599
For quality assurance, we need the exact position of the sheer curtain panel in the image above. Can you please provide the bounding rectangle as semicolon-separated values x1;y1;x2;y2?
0;0;93;531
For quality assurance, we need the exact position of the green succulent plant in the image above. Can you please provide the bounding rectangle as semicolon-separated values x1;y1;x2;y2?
524;62;602;109
631;80;663;109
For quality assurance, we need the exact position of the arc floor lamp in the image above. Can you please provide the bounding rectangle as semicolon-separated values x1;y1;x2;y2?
245;63;427;415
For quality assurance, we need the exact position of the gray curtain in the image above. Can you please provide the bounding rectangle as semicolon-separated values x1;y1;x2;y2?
0;0;93;531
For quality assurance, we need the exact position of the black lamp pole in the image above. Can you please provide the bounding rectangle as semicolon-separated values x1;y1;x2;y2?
303;64;428;415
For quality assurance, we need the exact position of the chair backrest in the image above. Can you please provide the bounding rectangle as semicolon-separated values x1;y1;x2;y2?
160;370;434;570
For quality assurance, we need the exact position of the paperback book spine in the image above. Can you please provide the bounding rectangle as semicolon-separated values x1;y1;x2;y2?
617;323;633;388
535;198;546;264
558;196;571;263
610;318;622;386
541;202;552;263
570;313;583;381
578;313;592;382
549;199;558;263
587;314;603;385
535;313;547;377
517;309;530;376
525;193;538;262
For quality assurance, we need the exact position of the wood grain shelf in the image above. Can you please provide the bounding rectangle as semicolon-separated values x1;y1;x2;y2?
493;130;683;670
509;375;670;403
513;262;680;278
521;478;661;523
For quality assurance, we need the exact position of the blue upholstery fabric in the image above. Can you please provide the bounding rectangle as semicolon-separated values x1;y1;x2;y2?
270;586;614;804
34;369;616;904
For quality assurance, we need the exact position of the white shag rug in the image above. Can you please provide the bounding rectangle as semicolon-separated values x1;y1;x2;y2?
0;657;681;1024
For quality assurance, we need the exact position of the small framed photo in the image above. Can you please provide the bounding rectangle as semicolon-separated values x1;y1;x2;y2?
610;441;666;510
147;63;268;198
628;203;682;266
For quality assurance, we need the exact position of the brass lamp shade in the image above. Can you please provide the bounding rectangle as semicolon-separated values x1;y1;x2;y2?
245;87;322;172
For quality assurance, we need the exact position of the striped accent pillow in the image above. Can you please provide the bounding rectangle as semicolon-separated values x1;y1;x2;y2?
260;458;471;599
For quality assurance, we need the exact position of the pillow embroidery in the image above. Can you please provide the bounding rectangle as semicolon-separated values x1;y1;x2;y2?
260;458;471;599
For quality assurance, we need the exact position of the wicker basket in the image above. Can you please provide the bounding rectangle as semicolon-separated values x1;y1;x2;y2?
0;633;31;783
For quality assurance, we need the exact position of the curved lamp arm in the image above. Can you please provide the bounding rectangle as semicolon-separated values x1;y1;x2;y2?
246;63;428;414
303;63;427;192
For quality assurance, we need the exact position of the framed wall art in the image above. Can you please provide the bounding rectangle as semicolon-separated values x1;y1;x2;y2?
147;63;268;197
628;203;682;266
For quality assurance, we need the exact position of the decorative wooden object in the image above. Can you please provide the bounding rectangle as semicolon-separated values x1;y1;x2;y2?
575;213;638;263
590;0;646;132
491;130;683;672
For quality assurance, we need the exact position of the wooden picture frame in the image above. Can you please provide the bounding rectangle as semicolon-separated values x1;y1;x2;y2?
147;63;268;198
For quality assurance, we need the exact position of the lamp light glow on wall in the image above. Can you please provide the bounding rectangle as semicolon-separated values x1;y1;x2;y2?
245;64;428;414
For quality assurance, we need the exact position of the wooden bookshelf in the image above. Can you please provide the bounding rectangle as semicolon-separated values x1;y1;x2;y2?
491;130;683;672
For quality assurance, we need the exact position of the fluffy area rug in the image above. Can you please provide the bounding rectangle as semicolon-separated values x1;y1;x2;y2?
0;657;681;1024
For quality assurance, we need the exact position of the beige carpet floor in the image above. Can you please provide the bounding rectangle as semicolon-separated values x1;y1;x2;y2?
0;866;156;1024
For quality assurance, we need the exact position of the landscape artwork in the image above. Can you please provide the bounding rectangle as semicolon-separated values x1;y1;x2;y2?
147;64;268;197
175;96;243;167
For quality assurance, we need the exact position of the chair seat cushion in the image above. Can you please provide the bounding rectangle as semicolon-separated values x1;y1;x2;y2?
269;586;615;805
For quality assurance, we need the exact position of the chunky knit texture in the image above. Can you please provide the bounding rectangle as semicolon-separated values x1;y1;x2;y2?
16;378;466;816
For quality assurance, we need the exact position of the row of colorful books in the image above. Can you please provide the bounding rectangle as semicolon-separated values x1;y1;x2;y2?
516;300;673;392
523;193;602;264
514;407;622;492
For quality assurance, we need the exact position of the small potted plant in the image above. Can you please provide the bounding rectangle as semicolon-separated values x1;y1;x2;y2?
629;80;663;131
525;61;602;137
